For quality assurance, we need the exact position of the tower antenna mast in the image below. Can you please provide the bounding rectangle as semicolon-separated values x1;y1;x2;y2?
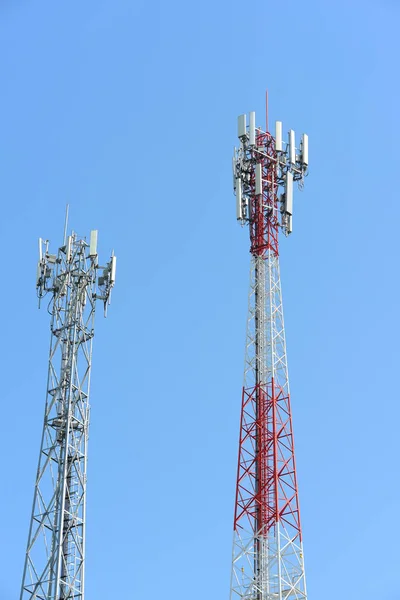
20;217;116;600
231;95;309;600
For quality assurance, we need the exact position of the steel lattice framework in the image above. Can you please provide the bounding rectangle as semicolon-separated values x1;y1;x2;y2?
20;228;116;600
231;102;309;600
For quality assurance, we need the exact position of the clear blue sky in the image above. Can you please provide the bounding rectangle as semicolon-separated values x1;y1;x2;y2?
1;0;399;598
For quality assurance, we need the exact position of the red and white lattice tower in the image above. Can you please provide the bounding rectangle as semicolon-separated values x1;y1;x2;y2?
231;96;309;600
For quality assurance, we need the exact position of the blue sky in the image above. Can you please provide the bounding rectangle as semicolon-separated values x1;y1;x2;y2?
1;0;399;598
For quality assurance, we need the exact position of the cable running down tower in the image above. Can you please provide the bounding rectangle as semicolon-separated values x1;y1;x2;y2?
20;224;116;600
231;99;309;600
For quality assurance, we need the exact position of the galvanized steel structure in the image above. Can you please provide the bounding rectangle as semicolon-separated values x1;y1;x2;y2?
231;97;309;600
20;224;116;600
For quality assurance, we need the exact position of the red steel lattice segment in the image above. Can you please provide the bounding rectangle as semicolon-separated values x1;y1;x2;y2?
234;380;302;542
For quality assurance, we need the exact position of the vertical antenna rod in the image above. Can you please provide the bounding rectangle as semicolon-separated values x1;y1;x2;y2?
20;218;116;600
231;96;309;600
63;204;69;247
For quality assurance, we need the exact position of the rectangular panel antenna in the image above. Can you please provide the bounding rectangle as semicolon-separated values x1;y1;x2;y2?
285;171;293;215
275;121;283;152
36;264;41;286
110;255;117;284
66;236;72;263
249;112;256;146
38;238;42;262
236;178;243;219
238;115;247;139
89;230;98;257
302;134;309;166
255;163;262;195
289;130;296;164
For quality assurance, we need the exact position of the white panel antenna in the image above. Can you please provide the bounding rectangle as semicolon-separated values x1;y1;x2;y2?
89;230;98;257
110;255;117;285
255;163;262;195
285;171;293;216
38;238;43;262
238;115;247;140
289;130;296;164
236;178;243;220
302;134;309;167
36;264;41;286
249;112;256;146
66;236;72;263
275;121;283;152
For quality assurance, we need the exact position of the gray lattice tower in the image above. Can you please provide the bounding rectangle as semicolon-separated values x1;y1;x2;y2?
20;227;116;600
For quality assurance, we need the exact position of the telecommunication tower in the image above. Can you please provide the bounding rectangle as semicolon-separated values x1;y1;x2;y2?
20;218;116;600
231;97;309;600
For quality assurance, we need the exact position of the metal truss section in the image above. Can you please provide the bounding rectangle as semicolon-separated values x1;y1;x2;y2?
231;255;306;600
231;108;309;600
20;230;115;600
